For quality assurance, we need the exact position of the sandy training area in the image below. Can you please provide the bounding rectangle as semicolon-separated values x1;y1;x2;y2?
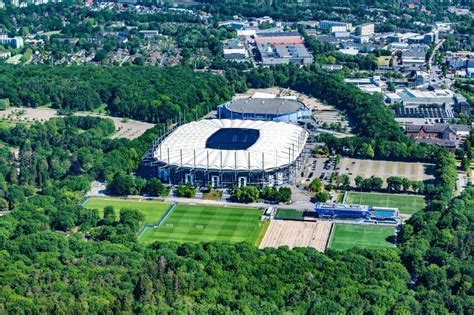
338;158;435;187
259;220;333;252
0;107;154;140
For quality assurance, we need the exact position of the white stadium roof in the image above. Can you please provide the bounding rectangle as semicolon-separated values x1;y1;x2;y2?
154;119;308;171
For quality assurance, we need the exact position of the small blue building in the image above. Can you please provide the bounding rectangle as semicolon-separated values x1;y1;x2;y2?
371;207;399;222
217;97;311;123
312;203;371;219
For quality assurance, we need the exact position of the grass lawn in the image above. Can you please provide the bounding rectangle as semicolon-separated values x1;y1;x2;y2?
82;197;170;224
92;103;108;114
275;208;304;220
346;191;426;215
329;224;395;251
377;55;391;66
0;120;16;130
255;220;270;247
139;204;264;245
6;54;22;65
202;190;223;201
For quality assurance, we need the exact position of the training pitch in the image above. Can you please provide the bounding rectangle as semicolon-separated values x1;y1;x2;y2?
83;197;170;224
275;209;304;220
139;204;264;244
346;191;426;215
329;224;395;251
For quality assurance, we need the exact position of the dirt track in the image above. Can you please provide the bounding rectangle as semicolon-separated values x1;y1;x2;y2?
259;220;333;252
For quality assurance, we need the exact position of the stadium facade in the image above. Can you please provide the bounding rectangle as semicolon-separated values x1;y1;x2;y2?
140;119;309;187
217;97;311;123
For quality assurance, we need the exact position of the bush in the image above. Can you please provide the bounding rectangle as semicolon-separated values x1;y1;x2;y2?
0;99;10;110
108;173;145;196
143;178;165;196
260;186;292;203
314;191;329;202
230;185;260;203
177;184;196;198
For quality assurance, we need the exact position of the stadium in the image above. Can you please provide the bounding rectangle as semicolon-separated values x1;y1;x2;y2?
217;97;311;123
141;119;309;187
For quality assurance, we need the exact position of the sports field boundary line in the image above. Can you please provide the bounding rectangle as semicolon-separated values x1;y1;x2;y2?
136;203;177;240
157;203;177;227
347;191;426;198
78;196;90;206
341;191;348;204
324;222;335;252
137;224;151;239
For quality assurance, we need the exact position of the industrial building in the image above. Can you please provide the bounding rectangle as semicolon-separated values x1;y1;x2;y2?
319;21;352;32
255;32;313;65
397;89;456;106
401;45;428;66
217;97;311;123
223;40;248;61
395;107;455;125
355;23;375;36
140;119;308;188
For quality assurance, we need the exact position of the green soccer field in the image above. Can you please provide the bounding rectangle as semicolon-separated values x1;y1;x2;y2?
275;209;304;220
346;192;426;215
329;224;395;251
139;204;264;245
83;197;171;224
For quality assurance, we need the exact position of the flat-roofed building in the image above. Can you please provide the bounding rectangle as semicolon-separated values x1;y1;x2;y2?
356;23;375;37
398;89;455;106
319;21;352;32
402;45;428;66
0;34;24;49
223;40;248;61
312;203;371;219
256;32;313;65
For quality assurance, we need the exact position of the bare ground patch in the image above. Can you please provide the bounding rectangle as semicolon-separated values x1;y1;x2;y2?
338;158;435;187
0;107;154;140
259;220;333;252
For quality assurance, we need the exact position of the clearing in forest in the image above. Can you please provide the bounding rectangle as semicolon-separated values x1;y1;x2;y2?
328;224;395;251
139;204;264;245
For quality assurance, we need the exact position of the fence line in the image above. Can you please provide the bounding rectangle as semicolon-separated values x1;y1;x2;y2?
157;203;177;227
78;196;90;206
341;191;348;204
136;202;178;239
325;223;335;252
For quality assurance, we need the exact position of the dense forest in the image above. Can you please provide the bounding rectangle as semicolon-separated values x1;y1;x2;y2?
0;63;471;312
1;187;472;313
0;66;234;123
